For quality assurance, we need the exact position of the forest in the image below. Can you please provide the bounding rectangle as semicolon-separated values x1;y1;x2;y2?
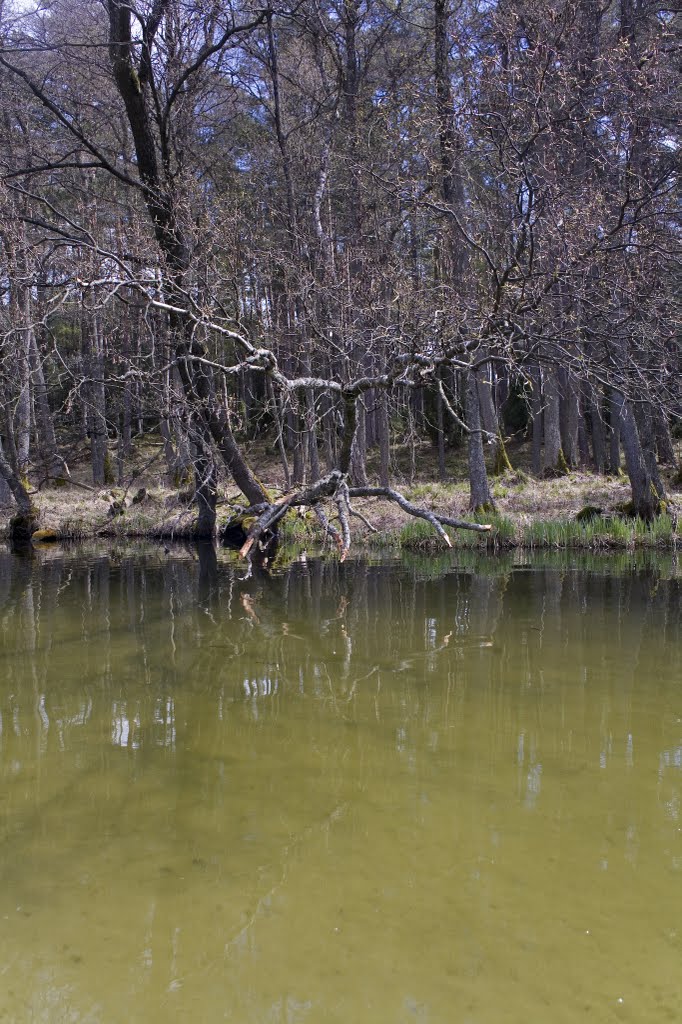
0;0;679;556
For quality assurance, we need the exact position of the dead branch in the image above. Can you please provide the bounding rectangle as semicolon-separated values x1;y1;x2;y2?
348;486;492;534
233;473;491;566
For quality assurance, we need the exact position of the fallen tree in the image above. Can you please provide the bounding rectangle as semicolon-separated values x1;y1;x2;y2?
234;471;491;572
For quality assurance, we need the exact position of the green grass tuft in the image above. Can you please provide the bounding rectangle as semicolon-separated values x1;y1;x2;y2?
399;520;443;551
521;513;676;549
398;512;517;551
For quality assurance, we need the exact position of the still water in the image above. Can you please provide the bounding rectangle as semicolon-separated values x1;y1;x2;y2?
0;544;679;1023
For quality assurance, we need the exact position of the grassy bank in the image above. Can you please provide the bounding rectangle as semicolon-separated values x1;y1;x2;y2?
381;509;677;552
1;440;679;552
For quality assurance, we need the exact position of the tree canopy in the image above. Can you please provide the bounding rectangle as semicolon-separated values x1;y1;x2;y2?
0;0;679;552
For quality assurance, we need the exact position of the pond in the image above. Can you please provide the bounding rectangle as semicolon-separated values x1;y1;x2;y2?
0;545;680;1023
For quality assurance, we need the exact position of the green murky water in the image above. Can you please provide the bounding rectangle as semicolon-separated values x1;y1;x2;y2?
0;545;680;1023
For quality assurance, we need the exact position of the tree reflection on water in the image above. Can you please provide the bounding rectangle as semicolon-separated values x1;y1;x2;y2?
0;544;680;1023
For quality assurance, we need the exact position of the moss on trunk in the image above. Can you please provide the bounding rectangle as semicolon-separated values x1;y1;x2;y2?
542;447;569;478
9;506;40;547
492;434;513;475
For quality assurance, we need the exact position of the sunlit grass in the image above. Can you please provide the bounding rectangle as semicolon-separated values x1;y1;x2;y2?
522;514;676;549
398;520;444;551
398;512;516;551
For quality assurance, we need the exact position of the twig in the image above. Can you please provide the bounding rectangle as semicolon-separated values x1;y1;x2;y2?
348;505;378;533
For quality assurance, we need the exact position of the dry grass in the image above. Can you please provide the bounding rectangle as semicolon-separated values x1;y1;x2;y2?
1;437;679;550
492;470;632;524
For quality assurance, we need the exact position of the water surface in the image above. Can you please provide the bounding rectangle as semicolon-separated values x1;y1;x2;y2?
0;545;680;1023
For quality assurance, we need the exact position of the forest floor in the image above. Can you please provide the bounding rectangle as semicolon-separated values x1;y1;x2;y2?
1;435;680;551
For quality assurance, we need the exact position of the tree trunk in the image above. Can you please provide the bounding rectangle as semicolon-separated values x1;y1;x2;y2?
106;0;267;529
530;364;543;477
615;393;662;519
543;365;567;475
287;404;305;486
175;336;266;509
653;410;676;465
118;323;133;483
160;366;192;485
193;443;218;538
587;387;605;474
323;392;339;474
559;367;580;467
81;308;108;487
0;438;14;506
350;399;368;486
476;360;510;473
267;377;291;489
633;400;667;500
305;387;320;483
14;339;31;480
608;390;621;473
466;371;494;511
577;401;590;467
29;329;64;483
435;381;446;483
160;416;177;484
378;391;391;488
0;434;38;543
476;363;499;437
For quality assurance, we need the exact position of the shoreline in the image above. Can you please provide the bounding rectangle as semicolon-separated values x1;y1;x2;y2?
2;469;679;553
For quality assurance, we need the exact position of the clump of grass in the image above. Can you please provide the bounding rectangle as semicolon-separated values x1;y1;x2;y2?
634;513;675;546
398;519;443;551
398;511;516;551
404;481;463;503
59;516;91;539
448;511;515;548
278;511;313;547
487;511;516;545
367;529;400;550
273;509;331;560
523;518;609;548
108;509;157;537
603;517;632;546
521;513;677;549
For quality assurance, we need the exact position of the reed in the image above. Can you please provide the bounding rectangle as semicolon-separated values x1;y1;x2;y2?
521;514;676;549
398;512;516;551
